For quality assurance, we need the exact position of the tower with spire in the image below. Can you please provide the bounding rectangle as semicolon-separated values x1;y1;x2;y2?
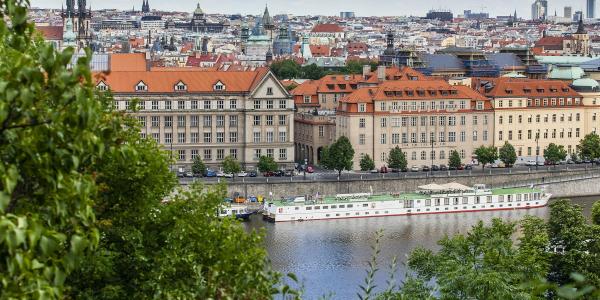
142;0;150;13
61;0;92;48
262;5;275;40
572;14;591;56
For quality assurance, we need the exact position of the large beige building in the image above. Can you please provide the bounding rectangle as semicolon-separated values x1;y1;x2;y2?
95;68;295;171
480;77;592;161
337;79;494;169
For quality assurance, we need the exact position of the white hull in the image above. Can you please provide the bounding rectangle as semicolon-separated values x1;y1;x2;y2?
264;191;551;223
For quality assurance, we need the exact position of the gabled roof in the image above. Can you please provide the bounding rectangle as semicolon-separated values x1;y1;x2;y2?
95;68;270;93
36;25;63;40
311;23;344;33
483;78;581;98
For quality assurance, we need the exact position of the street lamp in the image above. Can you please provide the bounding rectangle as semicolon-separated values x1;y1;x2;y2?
535;130;540;171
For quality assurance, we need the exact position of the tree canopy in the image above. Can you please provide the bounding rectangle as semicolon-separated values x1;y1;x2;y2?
544;143;567;165
360;154;375;171
257;155;278;173
222;155;242;174
387;146;407;170
474;145;498;171
321;136;355;176
577;133;600;161
192;155;206;175
499;142;517;167
448;150;462;169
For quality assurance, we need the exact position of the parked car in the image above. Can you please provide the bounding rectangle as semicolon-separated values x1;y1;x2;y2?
274;170;285;177
306;166;315;173
431;165;440;171
369;169;379;174
537;161;545;166
263;171;275;177
380;166;389;173
463;164;472;170
284;170;294;177
439;164;449;171
237;171;248;177
224;172;234;178
567;159;575;164
216;171;225;177
205;170;217;177
248;170;257;177
422;165;431;172
248;196;258;202
525;160;537;166
177;172;185;178
411;165;420;172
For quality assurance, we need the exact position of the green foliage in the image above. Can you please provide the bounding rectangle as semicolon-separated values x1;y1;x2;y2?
191;155;206;175
387;146;407;170
448;150;462;169
257;155;278;173
302;63;325;80
270;59;302;79
321;136;355;176
222;155;242;174
499;142;517;167
592;201;600;226
544;143;568;165
577;132;600;160
360;154;375;171
474;145;498;171
571;151;579;161
406;219;549;299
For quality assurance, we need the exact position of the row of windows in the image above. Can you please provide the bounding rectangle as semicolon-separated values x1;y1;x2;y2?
360;149;467;162
143;131;287;144
377;100;469;111
496;97;579;108
498;128;580;141
358;130;488;145
138;115;287;127
170;148;288;162
359;115;489;128
117;99;288;111
498;113;581;124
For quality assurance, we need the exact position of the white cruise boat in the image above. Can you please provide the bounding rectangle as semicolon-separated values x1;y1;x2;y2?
219;204;253;221
262;183;551;223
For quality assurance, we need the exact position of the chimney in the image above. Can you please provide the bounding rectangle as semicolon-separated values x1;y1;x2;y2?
377;65;386;82
362;65;370;79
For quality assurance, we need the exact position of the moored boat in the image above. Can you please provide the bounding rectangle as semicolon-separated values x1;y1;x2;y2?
262;183;551;223
219;204;253;221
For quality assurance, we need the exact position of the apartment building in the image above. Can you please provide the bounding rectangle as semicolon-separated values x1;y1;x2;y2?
95;68;294;171
337;79;494;169
481;78;587;160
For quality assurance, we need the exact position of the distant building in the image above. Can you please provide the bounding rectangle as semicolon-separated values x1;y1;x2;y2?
141;0;150;14
531;0;548;21
340;12;355;19
574;11;584;22
425;10;453;22
565;6;573;18
463;10;489;20
140;15;164;30
588;0;596;19
173;2;228;33
61;0;92;48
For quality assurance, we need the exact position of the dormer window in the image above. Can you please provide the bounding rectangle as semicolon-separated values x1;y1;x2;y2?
175;81;187;91
213;81;225;91
135;81;148;91
96;81;108;91
267;87;273;95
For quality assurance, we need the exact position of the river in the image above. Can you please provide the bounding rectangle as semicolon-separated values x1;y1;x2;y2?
243;196;600;299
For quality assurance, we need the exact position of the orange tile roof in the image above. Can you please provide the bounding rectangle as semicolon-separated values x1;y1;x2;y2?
110;53;148;71
483;78;581;98
36;25;63;40
95;68;270;93
311;23;344;33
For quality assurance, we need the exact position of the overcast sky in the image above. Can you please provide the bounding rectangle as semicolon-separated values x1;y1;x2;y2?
30;0;588;18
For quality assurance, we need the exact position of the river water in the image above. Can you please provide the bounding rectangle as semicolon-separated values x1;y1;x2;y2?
243;196;599;299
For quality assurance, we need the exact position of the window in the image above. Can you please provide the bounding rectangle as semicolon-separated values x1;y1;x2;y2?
164;133;172;144
152;101;159;110
178;150;186;161
165;101;172;110
421;151;427;160
203;116;212;127
151;116;160;127
230;132;238;143
279;100;287;109
178;101;185;110
191;132;199;143
204;149;212;161
191;149;199;160
499;131;503;141
381;118;387;128
230;149;238;159
267;100;274;109
267;87;273;95
214;82;225;91
380;133;387;144
204;100;211;110
473;116;478;125
279;149;287;160
216;132;225;143
253;132;261;143
473;130;478;141
266;131;274;143
217;100;224;110
359;104;366;112
359;118;366;128
230;115;238;127
266;149;274;158
204;132;212;143
178;132;185;144
279;131;287;142
359;134;365;145
138;116;146;127
266;115;274;126
191;115;199;127
217;149;225;160
216;115;225;127
253;116;261;126
177;115;186;127
164;116;173;127
135;81;147;91
303;96;311;103
279;115;286;126
483;130;488;141
191;101;198;110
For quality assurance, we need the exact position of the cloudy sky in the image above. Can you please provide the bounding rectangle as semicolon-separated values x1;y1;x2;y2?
31;0;588;18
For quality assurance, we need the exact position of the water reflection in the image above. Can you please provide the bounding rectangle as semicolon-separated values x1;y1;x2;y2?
245;197;598;299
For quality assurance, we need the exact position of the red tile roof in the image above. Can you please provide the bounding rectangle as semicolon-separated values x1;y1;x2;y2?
110;53;148;72
311;23;344;33
483;78;581;98
36;25;63;40
95;68;270;93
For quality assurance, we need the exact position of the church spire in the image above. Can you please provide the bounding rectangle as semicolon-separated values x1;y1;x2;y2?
576;13;586;34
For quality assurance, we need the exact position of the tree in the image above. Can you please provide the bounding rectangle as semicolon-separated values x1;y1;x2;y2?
592;201;600;226
192;155;206;175
499;142;517;167
571;151;579;162
301;63;325;80
544;143;567;166
448;150;462;169
257;155;278;173
387;146;407;171
474;145;498;171
222;155;242;174
270;59;301;79
578;132;600;161
360;154;375;171
321;136;355;177
406;219;549;299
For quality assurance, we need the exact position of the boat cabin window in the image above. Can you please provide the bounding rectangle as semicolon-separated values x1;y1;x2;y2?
306;206;312;210
486;196;492;203
516;194;522;201
524;194;529;201
403;200;414;208
339;205;345;208
453;198;459;205
435;199;441;206
425;199;431;206
347;204;353;208
475;196;481;204
507;195;512;202
498;195;504;202
323;206;329;209
462;197;468;204
315;206;321;210
295;207;300;210
444;198;450;205
363;203;369;207
331;205;337;209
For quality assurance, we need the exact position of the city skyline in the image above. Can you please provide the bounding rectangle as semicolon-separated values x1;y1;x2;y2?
31;0;590;18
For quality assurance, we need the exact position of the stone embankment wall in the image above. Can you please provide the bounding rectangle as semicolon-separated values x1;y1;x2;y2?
196;169;600;199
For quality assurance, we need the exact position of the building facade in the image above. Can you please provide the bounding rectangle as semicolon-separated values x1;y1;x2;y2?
95;69;295;171
337;80;494;169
